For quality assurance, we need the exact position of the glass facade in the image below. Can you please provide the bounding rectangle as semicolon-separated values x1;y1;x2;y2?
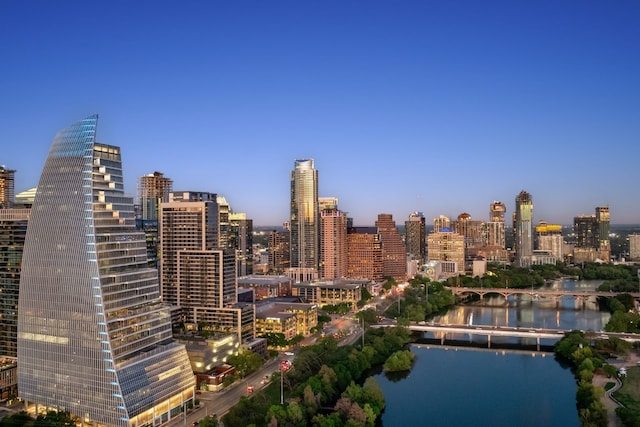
17;115;194;427
290;159;319;270
514;190;534;267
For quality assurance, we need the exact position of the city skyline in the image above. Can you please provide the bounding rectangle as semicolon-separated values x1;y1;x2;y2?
2;2;639;226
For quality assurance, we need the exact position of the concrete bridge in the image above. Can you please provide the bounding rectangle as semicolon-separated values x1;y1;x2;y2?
406;322;566;350
446;286;640;305
373;321;640;351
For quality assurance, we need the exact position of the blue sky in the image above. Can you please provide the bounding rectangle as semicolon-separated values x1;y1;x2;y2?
1;1;639;226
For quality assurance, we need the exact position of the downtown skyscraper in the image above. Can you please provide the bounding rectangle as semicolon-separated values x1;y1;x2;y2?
289;159;319;281
17;115;195;426
514;190;534;267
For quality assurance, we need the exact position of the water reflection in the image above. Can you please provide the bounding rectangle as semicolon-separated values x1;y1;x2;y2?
435;279;610;333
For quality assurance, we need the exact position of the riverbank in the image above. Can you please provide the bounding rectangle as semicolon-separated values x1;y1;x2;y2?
592;349;640;427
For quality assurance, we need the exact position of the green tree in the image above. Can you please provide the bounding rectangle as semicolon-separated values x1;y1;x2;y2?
34;411;77;426
0;411;35;427
383;349;415;372
228;349;263;378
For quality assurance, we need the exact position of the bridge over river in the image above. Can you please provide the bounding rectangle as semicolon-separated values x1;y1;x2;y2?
446;286;640;305
373;322;640;351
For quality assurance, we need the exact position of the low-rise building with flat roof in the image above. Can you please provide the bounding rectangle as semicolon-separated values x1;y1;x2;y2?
292;279;363;310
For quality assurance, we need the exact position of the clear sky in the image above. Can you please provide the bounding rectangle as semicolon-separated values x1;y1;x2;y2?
2;1;639;226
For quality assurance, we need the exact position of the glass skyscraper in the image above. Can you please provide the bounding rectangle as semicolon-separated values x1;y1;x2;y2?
514;190;534;267
17;115;195;426
290;159;319;272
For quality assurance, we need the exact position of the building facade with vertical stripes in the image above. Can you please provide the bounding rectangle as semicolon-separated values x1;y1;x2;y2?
17;115;194;427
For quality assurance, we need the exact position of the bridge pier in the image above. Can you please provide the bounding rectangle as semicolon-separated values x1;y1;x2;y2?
537;337;540;351
487;335;491;349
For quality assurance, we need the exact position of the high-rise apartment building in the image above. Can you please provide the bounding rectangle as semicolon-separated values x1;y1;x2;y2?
595;206;611;261
160;192;254;343
136;172;172;268
160;193;235;307
346;227;383;281
487;201;506;248
433;215;451;233
17;115;195;427
0;185;29;401
455;212;486;258
573;206;611;263
427;228;465;276
514;190;534;267
318;196;338;212
290;159;319;273
630;234;640;261
405;212;426;263
536;221;564;260
320;208;348;279
0;208;29;360
268;229;290;274
0;166;15;209
230;212;253;276
375;213;407;281
138;171;172;221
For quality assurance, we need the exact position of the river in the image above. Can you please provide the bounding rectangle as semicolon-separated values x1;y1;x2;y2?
376;278;610;427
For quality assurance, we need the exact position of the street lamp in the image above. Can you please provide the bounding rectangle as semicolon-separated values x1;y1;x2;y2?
280;369;284;405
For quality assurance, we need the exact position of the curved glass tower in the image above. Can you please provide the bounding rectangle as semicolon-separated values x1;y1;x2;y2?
290;159;319;271
17;115;195;426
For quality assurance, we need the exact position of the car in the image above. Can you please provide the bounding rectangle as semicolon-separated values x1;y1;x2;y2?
284;351;294;356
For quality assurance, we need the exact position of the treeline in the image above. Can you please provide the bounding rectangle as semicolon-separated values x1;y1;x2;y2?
222;326;412;427
555;331;609;427
0;410;77;426
385;276;457;321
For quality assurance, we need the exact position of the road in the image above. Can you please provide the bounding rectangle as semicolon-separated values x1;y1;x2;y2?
163;313;364;426
163;356;287;427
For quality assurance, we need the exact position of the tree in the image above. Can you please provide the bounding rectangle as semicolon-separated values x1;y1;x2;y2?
34;411;77;426
0;411;35;427
383;349;415;372
228;349;263;377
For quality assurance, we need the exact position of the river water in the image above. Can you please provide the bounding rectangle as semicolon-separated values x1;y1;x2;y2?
376;279;610;427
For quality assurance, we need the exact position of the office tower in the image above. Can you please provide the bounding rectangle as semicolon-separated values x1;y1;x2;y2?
433;215;451;232
427;228;465;276
514;190;534;267
320;208;348;279
405;212;426;263
138;171;172;221
230;212;253;276
290;159;319;272
268;229;290;274
346;227;383;281
375;214;407;281
487;201;506;248
536;221;564;260
17;115;195;427
0;166;15;209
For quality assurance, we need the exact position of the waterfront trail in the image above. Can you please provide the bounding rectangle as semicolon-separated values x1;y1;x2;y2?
593;349;640;427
